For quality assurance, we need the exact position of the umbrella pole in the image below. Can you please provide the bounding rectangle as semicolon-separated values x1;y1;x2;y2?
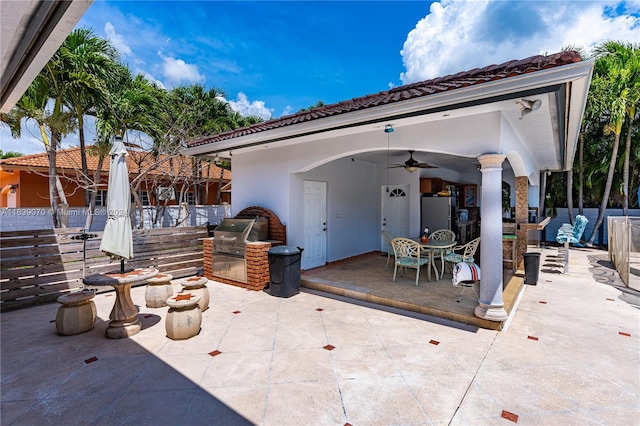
120;258;125;274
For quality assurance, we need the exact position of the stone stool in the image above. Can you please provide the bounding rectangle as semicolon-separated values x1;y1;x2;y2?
56;290;96;335
165;293;202;340
180;276;209;312
145;273;174;308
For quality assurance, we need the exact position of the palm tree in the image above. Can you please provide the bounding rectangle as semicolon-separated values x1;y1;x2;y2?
584;41;637;245
60;28;119;207
95;66;166;227
6;73;74;226
96;66;164;140
594;42;640;215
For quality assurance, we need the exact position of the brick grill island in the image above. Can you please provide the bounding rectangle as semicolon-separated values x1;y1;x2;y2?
204;239;272;290
203;206;286;291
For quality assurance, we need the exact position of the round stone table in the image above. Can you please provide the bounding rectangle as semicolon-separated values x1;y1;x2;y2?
83;267;158;339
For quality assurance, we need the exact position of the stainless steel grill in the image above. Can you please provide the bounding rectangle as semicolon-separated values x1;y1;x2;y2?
212;218;268;283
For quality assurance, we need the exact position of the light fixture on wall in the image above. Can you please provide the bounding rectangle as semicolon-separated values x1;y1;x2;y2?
9;184;18;193
515;98;542;119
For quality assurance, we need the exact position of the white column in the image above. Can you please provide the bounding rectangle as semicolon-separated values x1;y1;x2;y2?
475;154;508;322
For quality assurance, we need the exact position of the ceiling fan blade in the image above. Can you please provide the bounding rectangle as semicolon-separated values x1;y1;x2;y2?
415;162;438;169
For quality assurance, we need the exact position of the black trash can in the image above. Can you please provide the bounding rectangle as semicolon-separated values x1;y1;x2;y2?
523;252;541;285
267;246;303;297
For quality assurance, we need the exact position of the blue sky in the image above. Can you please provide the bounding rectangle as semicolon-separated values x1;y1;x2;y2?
80;0;432;118
2;0;639;155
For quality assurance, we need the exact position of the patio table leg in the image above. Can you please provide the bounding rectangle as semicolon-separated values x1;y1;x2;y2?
106;283;141;339
431;250;440;281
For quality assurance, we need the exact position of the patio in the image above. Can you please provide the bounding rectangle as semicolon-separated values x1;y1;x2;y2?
301;252;522;330
2;246;639;425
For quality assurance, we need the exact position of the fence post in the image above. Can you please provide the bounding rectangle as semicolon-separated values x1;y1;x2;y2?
60;203;68;228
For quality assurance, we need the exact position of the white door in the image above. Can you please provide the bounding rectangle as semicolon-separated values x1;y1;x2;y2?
303;180;327;269
381;184;410;251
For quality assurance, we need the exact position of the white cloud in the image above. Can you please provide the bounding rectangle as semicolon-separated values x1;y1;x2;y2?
137;70;166;90
222;92;273;120
280;106;293;117
400;0;640;84
104;22;133;57
159;54;205;87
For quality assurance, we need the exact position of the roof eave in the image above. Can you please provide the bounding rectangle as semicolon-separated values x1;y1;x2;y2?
181;60;595;158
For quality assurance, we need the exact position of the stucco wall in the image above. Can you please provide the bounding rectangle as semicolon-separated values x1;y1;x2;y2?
226;111;558;269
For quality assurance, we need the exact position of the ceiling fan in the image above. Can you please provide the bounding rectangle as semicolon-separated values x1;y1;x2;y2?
389;150;438;172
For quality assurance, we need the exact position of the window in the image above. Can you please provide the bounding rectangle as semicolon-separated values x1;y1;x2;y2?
130;191;150;206
390;188;406;197
139;191;150;206
186;192;196;205
95;190;107;207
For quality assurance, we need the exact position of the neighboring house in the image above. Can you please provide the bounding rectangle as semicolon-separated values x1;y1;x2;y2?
0;147;231;208
183;51;594;323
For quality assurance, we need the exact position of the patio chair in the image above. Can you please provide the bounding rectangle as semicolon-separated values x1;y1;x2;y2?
555;214;588;274
452;262;481;302
443;237;481;274
426;229;456;277
381;230;396;270
391;237;429;286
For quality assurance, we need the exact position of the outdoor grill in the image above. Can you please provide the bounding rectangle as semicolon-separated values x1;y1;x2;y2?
212;217;268;283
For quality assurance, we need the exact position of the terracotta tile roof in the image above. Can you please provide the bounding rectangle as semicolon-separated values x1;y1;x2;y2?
0;146;230;180
187;51;582;148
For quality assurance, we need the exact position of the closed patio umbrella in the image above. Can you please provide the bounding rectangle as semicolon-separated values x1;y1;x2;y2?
99;135;133;270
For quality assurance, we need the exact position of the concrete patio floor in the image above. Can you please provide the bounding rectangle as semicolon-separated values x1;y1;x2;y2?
2;246;639;425
301;252;522;330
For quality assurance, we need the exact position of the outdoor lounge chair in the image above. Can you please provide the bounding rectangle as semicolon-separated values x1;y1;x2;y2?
391;237;429;286
556;214;588;274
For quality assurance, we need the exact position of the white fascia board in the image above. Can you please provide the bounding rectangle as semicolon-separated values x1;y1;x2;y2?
182;60;595;157
562;62;594;171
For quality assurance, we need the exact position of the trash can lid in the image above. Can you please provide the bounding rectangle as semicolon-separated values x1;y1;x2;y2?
268;245;300;255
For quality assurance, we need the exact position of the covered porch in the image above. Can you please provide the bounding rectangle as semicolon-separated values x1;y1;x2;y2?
183;51;594;327
301;251;524;330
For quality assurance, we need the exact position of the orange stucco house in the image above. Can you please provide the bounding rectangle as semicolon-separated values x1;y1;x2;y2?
0;147;231;208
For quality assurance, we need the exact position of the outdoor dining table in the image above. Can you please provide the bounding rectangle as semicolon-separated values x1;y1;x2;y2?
413;239;457;281
83;266;159;338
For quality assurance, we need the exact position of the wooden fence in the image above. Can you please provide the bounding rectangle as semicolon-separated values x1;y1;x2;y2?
0;226;207;311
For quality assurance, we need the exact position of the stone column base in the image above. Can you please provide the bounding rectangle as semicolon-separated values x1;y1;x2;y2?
474;301;508;322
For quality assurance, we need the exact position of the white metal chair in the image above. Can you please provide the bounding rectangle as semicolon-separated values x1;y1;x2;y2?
426;229;456;277
443;237;480;274
391;237;429;286
381;230;396;270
